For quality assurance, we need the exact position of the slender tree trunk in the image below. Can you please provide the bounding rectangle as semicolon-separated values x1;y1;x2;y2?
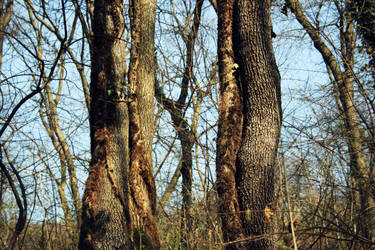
177;5;203;239
216;0;246;248
79;0;132;248
39;89;74;238
128;0;160;248
340;12;375;245
158;159;182;210
154;89;194;234
0;0;13;72
42;78;82;228
233;0;281;249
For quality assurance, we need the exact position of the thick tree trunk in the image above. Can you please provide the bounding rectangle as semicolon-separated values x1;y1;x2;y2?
80;0;160;248
79;0;132;249
216;0;246;248
233;0;281;249
217;1;281;249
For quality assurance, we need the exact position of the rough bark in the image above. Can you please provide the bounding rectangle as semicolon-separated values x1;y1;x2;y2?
216;0;246;248
233;0;281;249
216;1;281;248
79;0;132;249
128;0;160;248
131;0;156;158
287;0;375;246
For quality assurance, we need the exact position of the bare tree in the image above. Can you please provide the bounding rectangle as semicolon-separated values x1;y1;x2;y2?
285;0;375;247
154;0;204;246
0;1;68;248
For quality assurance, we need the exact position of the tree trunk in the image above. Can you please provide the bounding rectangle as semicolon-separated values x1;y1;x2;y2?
41;79;82;229
216;0;246;248
79;0;132;248
233;0;281;249
0;0;13;72
128;0;160;248
217;1;281;248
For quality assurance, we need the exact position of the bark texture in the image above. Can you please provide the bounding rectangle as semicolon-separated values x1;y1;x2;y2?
79;0;132;249
216;1;281;249
216;0;246;248
233;0;281;249
128;0;160;248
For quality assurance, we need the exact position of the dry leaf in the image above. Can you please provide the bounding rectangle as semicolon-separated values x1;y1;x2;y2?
265;205;275;223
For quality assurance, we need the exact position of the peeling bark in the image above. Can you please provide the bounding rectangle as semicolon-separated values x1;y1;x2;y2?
128;0;160;248
217;1;281;249
79;1;132;248
216;0;245;248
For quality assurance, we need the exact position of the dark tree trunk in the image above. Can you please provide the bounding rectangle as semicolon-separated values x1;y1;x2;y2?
233;0;281;249
79;0;132;248
216;0;281;249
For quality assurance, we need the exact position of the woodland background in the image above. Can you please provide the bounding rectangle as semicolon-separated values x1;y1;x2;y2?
1;0;375;249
